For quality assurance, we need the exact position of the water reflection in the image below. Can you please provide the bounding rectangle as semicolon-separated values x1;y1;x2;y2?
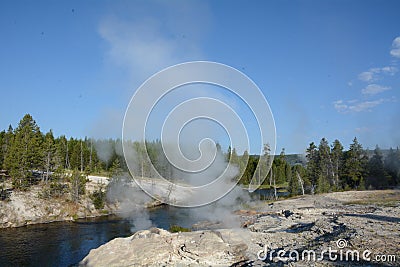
0;207;196;267
0;193;284;266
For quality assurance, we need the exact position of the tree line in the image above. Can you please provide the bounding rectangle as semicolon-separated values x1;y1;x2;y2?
1;114;399;198
0;114;125;190
235;137;400;196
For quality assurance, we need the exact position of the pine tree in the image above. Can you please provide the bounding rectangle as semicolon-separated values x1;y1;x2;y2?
317;173;330;193
306;142;319;193
69;138;80;170
317;138;332;192
133;141;147;177
226;146;232;162
4;114;43;189
291;164;307;195
275;148;287;184
69;169;87;202
0;130;5;169
366;145;390;189
384;147;400;186
331;139;344;190
1;125;14;169
42;130;59;183
342;137;367;190
109;157;122;177
288;164;302;196
230;148;239;166
257;144;271;187
239;150;251;184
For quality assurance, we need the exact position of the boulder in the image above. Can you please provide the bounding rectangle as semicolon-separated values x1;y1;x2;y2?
80;227;248;266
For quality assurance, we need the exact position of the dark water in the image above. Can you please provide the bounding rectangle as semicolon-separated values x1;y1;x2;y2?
0;190;286;267
0;206;195;267
251;188;289;200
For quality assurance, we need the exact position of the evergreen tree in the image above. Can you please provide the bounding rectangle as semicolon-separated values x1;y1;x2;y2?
230;147;240;167
4;114;43;189
1;125;14;169
317;173;330;193
384;147;400;186
0;130;4;169
133;141;148;177
289;164;308;195
273;148;289;184
109;157;122;177
342;137;367;190
306;142;319;193
260;144;272;186
68;138;80;170
69;169;86;202
42;130;58;183
366;145;390;189
55;135;69;169
239;150;251;184
288;164;300;196
331;139;344;190
317;138;332;192
226;146;232;162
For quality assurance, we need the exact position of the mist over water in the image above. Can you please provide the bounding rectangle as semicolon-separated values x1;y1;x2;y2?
106;175;153;231
103;140;253;231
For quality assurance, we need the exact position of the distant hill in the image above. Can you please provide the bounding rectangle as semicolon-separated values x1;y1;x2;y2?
285;154;307;166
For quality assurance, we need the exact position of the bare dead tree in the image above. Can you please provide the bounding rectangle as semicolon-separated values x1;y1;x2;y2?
296;171;305;195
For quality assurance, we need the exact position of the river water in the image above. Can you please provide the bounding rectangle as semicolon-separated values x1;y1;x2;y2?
0;188;286;266
0;206;196;267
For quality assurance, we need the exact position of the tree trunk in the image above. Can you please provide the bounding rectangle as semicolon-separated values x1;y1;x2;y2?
296;171;305;195
80;141;83;172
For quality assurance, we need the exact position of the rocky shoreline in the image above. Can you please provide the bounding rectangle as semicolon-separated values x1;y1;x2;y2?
0;185;114;228
0;181;164;228
81;190;400;266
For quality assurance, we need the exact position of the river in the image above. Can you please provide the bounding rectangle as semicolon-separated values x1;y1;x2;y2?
0;188;286;266
0;206;197;267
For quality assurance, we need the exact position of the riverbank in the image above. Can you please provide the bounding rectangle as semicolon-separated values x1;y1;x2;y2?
0;181;112;228
0;175;168;228
81;189;400;266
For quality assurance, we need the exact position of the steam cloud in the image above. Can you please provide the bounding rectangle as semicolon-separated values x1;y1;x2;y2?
103;140;252;231
106;174;153;232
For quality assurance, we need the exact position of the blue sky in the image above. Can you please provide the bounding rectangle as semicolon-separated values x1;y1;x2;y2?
1;0;399;154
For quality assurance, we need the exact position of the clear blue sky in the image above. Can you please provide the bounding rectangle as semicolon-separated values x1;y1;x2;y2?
1;0;399;154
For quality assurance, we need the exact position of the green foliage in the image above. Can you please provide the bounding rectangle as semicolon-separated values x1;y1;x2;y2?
1;125;14;170
4;114;43;189
1;114;399;202
331;139;344;191
289;164;307;196
90;188;106;209
384;147;400;186
39;181;68;199
0;130;4;168
316;173;330;193
365;146;391;189
109;157;122;177
169;225;191;233
317;138;332;192
273;148;290;184
342;137;368;190
69;169;87;202
306;142;319;192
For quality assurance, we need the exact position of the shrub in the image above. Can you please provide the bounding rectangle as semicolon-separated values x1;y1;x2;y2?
90;188;106;210
169;225;191;233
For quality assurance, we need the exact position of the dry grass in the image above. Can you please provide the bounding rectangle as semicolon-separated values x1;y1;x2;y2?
343;190;400;207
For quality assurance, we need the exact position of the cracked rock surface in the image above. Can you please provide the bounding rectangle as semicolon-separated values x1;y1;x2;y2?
81;190;400;266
